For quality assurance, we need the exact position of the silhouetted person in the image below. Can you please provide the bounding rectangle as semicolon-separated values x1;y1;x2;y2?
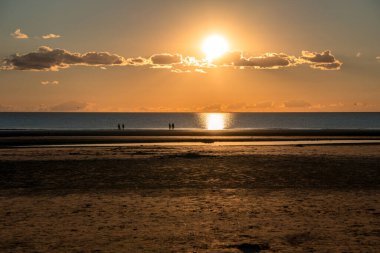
122;124;125;130
118;123;121;130
172;123;175;130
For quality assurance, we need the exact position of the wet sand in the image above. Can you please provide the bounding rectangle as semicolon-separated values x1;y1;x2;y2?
2;129;380;137
0;136;380;252
1;129;380;146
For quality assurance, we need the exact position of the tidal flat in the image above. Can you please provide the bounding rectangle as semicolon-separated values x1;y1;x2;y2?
0;143;379;252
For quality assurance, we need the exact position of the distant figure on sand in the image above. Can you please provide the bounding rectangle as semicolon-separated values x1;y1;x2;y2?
118;123;121;130
172;123;175;130
122;124;125;130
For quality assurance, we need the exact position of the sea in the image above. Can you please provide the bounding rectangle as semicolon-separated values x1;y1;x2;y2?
1;112;380;130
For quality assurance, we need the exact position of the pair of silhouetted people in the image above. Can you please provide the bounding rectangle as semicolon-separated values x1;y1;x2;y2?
168;123;175;130
117;123;125;130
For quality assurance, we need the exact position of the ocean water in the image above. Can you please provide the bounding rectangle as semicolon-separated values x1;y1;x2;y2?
0;112;380;130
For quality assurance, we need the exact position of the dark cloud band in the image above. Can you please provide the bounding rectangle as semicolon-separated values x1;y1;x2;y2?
150;53;182;65
301;50;342;70
1;47;342;72
2;46;127;71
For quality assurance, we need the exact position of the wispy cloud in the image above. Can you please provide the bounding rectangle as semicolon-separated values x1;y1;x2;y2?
49;101;94;112
2;100;375;112
41;33;61;39
281;100;312;108
0;104;16;112
11;29;61;40
194;68;207;74
171;69;191;73
11;29;29;39
41;80;59;85
225;101;275;111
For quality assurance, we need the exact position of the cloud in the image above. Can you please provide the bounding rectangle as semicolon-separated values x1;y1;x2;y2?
197;104;224;112
209;51;298;69
310;62;342;70
168;50;342;72
209;50;342;70
2;46;127;71
301;50;342;70
376;56;380;61
126;57;150;66
225;101;275;111
282;100;311;108
41;80;59;85
49;101;92;112
196;101;278;112
0;104;15;112
182;56;204;66
352;102;376;109
234;53;296;69
301;50;335;63
170;65;208;74
353;102;367;107
150;53;182;65
81;52;125;65
2;47;342;72
11;29;29;39
237;103;273;111
11;29;61;39
171;69;191;73
41;33;61;39
195;68;207;73
328;102;344;108
150;64;173;69
251;101;275;109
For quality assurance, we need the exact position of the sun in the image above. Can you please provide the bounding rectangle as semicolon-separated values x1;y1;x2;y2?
202;35;229;61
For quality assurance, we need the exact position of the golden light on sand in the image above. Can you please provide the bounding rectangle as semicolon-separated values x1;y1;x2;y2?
202;35;229;61
205;113;226;130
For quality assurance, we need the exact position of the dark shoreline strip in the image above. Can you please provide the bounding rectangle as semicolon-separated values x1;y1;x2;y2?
2;129;380;146
2;129;380;137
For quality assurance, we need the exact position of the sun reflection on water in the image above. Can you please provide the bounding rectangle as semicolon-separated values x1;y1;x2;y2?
200;113;232;130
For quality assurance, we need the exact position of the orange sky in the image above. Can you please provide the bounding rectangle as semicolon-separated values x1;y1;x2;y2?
1;0;380;112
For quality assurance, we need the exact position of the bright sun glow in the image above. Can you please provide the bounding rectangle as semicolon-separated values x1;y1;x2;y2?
206;113;226;130
202;35;229;61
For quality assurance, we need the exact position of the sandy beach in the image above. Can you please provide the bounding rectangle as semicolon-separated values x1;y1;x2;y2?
0;131;379;252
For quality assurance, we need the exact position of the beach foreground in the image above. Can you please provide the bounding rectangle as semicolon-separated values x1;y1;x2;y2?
0;143;379;252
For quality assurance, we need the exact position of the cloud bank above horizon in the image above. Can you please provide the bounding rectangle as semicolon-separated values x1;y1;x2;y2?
1;98;375;113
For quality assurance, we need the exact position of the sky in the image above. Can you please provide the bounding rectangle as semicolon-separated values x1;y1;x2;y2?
0;0;379;112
